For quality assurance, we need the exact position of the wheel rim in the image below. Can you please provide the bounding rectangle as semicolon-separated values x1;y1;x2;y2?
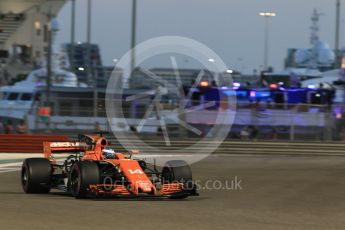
21;167;28;187
71;171;80;195
162;167;173;183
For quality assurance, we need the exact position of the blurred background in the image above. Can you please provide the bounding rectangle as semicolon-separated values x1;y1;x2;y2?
1;0;345;142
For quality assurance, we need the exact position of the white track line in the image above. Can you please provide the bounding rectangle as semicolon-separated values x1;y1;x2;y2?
0;162;22;167
0;169;20;173
0;163;22;174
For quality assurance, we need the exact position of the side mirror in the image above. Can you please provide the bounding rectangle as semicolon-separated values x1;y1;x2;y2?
128;150;140;159
131;150;140;155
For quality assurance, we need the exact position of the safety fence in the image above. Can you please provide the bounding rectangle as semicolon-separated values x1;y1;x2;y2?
28;101;340;141
2;94;344;141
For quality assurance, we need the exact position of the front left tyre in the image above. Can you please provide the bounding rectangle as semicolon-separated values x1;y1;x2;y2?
21;158;52;194
70;161;100;199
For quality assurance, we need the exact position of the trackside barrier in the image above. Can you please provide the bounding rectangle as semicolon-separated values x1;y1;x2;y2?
0;134;68;153
104;137;345;156
1;133;345;155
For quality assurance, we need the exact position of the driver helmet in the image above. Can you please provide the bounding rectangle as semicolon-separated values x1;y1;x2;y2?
102;148;116;159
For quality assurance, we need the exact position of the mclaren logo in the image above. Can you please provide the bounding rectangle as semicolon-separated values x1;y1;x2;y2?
50;142;79;147
128;169;144;175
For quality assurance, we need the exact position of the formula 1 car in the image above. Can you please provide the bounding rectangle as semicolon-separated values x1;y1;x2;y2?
21;133;198;199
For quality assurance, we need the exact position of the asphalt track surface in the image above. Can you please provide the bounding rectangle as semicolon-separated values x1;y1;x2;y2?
1;154;345;230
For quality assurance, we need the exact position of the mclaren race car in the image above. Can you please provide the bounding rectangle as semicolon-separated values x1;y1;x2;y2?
21;133;198;199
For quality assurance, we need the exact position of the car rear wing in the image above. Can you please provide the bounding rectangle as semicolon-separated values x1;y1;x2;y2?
43;141;87;162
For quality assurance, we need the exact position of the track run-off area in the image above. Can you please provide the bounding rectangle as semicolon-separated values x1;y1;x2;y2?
1;142;345;229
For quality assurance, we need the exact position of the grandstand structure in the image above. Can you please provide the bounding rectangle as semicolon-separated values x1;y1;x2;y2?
0;0;66;85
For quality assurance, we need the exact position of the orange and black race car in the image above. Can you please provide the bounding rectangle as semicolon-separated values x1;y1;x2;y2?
21;133;198;199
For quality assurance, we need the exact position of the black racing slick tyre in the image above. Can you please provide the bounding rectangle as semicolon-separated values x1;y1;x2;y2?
162;160;193;183
162;160;195;198
70;161;100;199
21;158;52;194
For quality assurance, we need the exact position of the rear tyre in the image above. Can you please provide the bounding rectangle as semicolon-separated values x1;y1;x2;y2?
162;160;194;199
21;158;52;194
70;161;100;199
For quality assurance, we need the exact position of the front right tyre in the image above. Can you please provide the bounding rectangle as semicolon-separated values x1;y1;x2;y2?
162;160;195;199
